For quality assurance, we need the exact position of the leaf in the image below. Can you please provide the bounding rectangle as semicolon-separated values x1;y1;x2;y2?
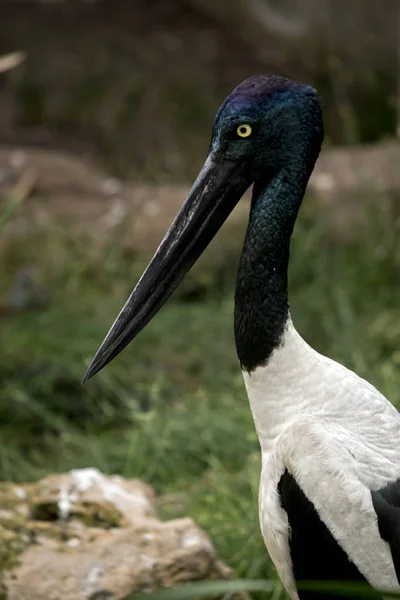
124;579;276;600
122;579;400;600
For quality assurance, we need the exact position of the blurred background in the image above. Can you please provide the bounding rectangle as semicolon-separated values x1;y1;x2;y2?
0;0;399;597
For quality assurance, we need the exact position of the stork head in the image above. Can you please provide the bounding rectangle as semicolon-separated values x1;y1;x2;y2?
83;75;323;382
210;75;322;180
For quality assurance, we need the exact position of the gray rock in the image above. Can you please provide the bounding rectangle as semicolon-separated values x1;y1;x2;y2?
0;469;233;600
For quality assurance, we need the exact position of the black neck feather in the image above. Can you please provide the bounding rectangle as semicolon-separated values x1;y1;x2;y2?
234;166;310;372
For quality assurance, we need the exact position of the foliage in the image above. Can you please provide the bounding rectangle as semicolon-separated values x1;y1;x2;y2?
2;0;400;179
126;579;400;600
0;191;399;591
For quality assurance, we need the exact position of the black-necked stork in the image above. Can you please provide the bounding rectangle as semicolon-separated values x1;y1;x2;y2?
83;76;400;599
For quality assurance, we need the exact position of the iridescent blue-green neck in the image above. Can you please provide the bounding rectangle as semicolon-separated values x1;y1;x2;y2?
234;163;311;372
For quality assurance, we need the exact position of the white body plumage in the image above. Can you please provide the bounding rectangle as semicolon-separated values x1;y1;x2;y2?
243;318;400;599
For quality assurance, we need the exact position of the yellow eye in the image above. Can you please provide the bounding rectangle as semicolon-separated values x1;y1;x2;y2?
236;124;252;138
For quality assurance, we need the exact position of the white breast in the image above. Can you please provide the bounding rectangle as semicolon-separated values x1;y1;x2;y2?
242;318;400;597
242;317;400;487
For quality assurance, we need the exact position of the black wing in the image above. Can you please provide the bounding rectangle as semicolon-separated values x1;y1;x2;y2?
372;478;400;583
279;470;369;600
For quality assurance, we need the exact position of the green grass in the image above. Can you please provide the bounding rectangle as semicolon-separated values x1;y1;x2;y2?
0;192;399;586
130;579;400;600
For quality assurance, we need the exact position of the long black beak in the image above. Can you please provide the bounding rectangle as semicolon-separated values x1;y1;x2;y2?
82;153;251;383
